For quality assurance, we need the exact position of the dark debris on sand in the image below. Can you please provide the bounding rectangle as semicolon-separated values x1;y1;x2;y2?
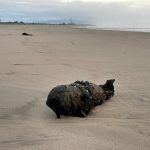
46;79;115;118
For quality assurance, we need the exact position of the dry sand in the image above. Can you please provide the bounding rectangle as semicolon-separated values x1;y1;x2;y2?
0;24;150;150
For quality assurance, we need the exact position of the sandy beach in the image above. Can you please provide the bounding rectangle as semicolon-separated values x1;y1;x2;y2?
0;24;150;150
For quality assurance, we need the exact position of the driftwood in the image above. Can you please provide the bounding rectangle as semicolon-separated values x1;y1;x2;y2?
46;79;115;118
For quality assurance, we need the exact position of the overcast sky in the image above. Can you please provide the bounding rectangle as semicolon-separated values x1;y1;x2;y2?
0;0;150;27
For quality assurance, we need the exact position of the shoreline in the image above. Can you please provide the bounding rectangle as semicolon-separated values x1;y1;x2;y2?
1;23;150;33
76;25;150;33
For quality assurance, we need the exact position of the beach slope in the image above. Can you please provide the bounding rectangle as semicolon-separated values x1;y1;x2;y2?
0;25;150;150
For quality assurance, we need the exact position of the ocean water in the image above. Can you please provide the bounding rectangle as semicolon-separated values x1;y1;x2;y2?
82;26;150;33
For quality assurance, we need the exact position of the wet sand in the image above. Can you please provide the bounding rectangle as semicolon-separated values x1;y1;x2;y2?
0;24;150;150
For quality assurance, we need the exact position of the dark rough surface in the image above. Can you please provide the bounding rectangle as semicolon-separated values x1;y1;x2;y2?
22;32;32;36
46;79;115;118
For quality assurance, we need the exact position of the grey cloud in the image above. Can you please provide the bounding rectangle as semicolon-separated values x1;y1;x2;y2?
0;1;150;27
